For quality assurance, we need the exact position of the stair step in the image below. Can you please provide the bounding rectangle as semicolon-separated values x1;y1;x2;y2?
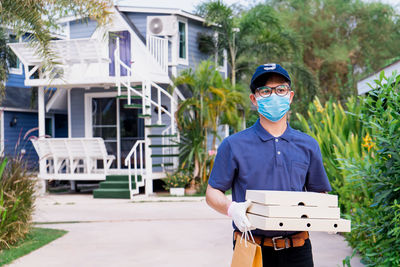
145;124;166;128
148;134;177;138
149;144;179;148
124;104;150;109
113;86;142;91
152;163;174;167
138;114;151;118
116;95;142;99
106;175;142;182
151;154;180;158
99;181;136;189
93;188;131;199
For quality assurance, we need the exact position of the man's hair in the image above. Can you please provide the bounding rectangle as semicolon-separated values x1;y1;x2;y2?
251;73;290;94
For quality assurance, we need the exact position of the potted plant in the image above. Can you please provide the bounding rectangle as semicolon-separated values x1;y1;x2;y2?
163;171;191;196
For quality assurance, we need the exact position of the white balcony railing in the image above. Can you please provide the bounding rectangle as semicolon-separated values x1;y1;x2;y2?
146;35;168;73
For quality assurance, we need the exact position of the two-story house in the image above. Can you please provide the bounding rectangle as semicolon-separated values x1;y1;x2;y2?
7;5;228;199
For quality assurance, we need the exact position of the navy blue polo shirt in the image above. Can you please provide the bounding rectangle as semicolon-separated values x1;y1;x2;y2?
208;118;332;237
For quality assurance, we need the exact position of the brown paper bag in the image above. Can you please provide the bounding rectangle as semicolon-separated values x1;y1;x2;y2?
231;235;262;267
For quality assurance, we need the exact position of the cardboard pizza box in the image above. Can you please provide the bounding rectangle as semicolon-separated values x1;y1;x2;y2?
247;203;340;219
247;213;351;232
246;190;338;207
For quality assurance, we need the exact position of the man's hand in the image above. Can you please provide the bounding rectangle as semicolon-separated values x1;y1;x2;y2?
228;200;256;232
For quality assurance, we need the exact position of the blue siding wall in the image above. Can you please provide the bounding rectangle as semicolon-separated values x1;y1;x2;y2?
4;111;38;169
70;19;98;39
70;88;85;137
5;67;30;88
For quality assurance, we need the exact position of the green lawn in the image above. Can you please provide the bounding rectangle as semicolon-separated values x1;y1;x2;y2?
0;227;68;266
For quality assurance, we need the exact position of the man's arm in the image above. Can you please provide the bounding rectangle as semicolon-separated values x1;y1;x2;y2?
205;184;232;216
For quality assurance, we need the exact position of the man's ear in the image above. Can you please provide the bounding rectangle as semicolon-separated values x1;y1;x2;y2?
289;91;294;104
249;93;258;107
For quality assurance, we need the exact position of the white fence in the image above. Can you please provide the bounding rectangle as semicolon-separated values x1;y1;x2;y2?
146;35;168;73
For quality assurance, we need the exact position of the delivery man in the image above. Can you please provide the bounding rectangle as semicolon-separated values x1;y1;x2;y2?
205;63;332;267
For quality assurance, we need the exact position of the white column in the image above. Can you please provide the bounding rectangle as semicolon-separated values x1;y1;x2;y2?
38;87;45;137
145;81;153;196
67;88;71;137
171;34;178;77
38;86;46;195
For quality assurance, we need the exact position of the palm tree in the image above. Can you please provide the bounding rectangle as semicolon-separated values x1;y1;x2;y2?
0;0;113;96
173;60;245;181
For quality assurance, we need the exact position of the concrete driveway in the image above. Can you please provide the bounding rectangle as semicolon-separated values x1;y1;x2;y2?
7;194;363;267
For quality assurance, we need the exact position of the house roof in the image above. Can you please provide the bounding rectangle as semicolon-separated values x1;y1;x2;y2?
357;60;400;95
58;5;206;24
116;6;206;23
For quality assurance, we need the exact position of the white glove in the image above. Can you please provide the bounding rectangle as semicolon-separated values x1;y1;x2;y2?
227;200;256;232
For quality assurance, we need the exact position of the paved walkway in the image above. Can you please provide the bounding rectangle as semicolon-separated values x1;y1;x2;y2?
7;194;363;267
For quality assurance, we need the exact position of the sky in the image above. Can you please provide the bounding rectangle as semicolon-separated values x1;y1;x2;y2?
116;0;399;13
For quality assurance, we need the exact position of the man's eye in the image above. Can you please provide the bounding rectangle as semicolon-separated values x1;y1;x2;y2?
277;89;286;93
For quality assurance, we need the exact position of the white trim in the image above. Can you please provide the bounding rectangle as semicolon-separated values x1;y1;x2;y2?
357;60;400;95
57;15;85;24
117;6;206;23
116;97;121;169
2;107;37;113
9;35;23;75
0;107;67;114
67;88;72;137
177;18;188;66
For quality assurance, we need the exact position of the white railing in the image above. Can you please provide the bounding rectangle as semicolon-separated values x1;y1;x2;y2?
114;41;176;130
114;36;181;195
124;140;145;198
161;125;179;169
146;35;168;73
31;137;115;180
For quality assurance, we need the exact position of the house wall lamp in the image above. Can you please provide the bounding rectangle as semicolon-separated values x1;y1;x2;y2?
10;116;18;127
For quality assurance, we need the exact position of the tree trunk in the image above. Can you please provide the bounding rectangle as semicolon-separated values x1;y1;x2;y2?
229;45;237;86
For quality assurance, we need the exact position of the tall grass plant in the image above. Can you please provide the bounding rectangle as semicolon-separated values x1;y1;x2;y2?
0;158;36;250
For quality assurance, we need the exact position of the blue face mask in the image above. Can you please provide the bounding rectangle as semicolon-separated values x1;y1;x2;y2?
256;94;291;122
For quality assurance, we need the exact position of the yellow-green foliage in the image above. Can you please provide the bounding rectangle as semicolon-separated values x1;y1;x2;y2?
0;158;36;250
162;170;191;190
296;96;372;213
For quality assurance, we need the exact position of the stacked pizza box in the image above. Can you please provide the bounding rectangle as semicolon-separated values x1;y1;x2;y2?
246;190;351;232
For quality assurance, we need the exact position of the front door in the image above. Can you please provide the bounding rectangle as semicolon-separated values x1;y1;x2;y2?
120;99;144;168
91;97;144;168
92;97;118;168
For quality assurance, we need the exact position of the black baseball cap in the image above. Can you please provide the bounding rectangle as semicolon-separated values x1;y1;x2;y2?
250;63;291;93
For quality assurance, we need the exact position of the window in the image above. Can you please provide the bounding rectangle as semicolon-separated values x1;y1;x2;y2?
178;21;188;64
8;34;22;74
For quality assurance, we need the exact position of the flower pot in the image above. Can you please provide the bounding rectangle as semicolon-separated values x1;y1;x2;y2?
170;187;185;196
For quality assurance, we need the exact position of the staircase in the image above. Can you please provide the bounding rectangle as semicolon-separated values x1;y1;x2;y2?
93;36;182;199
93;175;140;199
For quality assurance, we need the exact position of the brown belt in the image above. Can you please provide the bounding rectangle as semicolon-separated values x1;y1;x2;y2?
234;231;309;250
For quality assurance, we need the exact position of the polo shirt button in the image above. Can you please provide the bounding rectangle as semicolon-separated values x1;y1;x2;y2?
277;151;281;155
275;139;279;142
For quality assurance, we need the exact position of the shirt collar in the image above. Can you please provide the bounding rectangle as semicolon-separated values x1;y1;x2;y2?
253;118;293;142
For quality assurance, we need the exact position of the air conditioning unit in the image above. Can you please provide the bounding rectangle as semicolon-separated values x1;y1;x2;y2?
147;16;177;36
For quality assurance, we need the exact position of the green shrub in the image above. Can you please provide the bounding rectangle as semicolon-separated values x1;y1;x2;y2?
296;96;371;214
341;73;400;266
0;158;37;250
